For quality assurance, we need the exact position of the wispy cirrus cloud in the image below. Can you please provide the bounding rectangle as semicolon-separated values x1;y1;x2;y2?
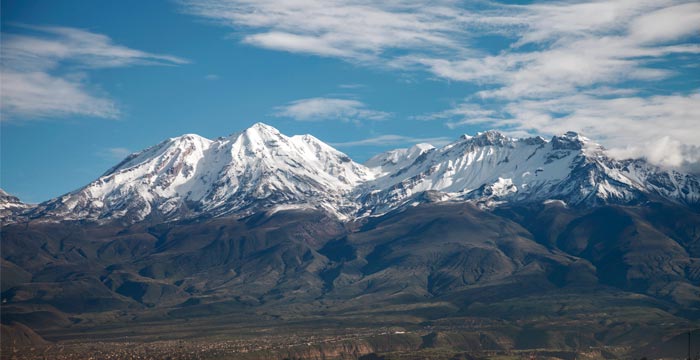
331;134;451;147
1;25;188;121
415;103;497;124
338;83;365;89
180;0;700;170
274;97;390;122
1;71;120;120
180;0;699;94
180;0;471;63
439;91;700;170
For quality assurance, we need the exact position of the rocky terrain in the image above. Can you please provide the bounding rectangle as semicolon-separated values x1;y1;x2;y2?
2;124;699;359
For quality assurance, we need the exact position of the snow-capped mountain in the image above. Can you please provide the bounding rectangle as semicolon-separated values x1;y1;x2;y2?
0;189;32;222
30;123;372;222
359;131;700;214
14;124;700;224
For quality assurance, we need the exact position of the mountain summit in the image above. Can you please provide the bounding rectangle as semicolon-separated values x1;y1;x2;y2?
30;123;371;223
3;125;700;358
16;123;700;223
360;130;700;214
0;189;31;222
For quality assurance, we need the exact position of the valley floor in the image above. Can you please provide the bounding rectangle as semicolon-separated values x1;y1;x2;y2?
2;324;630;360
2;309;697;360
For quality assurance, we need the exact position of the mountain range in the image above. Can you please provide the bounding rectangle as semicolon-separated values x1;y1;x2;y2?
2;123;699;359
4;122;699;224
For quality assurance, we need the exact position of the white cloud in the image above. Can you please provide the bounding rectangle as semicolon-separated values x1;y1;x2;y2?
1;25;188;121
415;103;497;124
274;97;389;122
332;134;451;147
181;0;699;96
608;137;686;168
404;36;698;100
338;83;365;89
244;32;354;58
181;0;700;170
1;71;119;119
400;1;700;103
436;91;700;171
628;2;700;44
608;139;700;175
180;0;471;63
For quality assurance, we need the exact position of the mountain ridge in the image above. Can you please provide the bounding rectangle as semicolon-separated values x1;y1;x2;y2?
358;129;700;214
5;122;700;224
3;124;700;358
0;189;32;223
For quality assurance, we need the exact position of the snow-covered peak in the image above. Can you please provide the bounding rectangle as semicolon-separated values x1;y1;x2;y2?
30;123;372;223
0;189;25;208
365;143;434;167
365;142;435;177
550;131;593;151
249;121;280;133
459;130;510;147
104;133;212;177
16;127;700;224
411;143;436;153
0;189;15;200
0;189;32;222
358;130;700;215
236;122;284;144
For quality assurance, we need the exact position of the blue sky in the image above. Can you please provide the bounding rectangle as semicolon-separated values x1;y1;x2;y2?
1;0;699;203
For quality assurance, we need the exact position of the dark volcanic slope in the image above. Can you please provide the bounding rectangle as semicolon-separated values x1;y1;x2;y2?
2;209;346;315
495;201;700;308
318;203;573;306
2;201;699;355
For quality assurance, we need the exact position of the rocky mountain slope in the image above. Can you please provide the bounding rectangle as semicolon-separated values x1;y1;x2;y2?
28;123;371;223
2;201;699;356
2;123;700;357
360;130;700;214
0;189;31;223
8;123;700;224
